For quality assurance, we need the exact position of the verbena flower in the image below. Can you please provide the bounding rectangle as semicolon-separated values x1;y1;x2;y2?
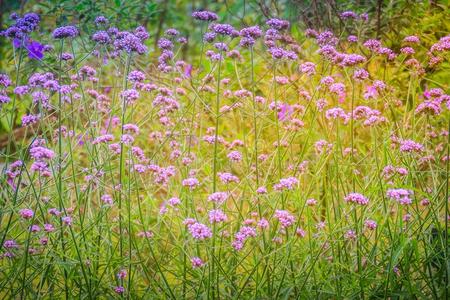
52;26;79;39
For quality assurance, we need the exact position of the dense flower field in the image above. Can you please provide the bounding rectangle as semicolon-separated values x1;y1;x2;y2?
0;6;449;299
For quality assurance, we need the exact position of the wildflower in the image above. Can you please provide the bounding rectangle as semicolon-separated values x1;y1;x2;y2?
117;269;127;279
364;39;381;51
258;218;269;229
256;186;267;194
188;222;212;240
158;38;174;50
114;30;147;54
203;32;216;42
316;221;326;230
344;230;357;240
344;193;369;205
340;53;366;67
353;68;369;81
208;209;228;223
266;18;289;30
3;240;19;249
403;35;420;44
227;150;242;162
93;134;114;144
123;123;140;135
399;140;424;153
364;219;377;230
315;139;333;154
92;31;110;44
52;26;79;39
277;103;293;121
137;231;154;238
232;226;256;251
120;134;134;145
306;198;317;206
208;192;228;204
19;209;34;219
165;28;179;36
13;38;44;60
101;194;113;205
62;216;73;226
299;62;316;76
325;107;349;123
274;177;298;191
22;114;40;126
0;74;12;87
218;172;239;184
192;10;218;21
305;28;318;38
30;146;55;160
60;52;73;60
211;24;236;36
340;11;358;19
0;94;11;104
128;70;145;83
296;228;306;237
347;35;358;43
120;89;139;104
182;177;199;190
403;214;412;222
268;47;297;60
44;223;55;232
387;188;413;205
1;12;40;39
191;257;205;268
400;47;415;55
94;16;108;26
274;210;295;228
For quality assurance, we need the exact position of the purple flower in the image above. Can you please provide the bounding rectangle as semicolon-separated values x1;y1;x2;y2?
1;13;40;39
274;210;295;228
0;74;12;87
340;11;358;19
157;38;173;50
192;10;218;21
188;222;212;240
214;42;228;51
266;18;289;30
13;38;44;60
19;208;34;219
14;85;29;95
165;28;179;36
203;32;216;43
191;257;205;268
278;103;293;121
52;26;79;39
22;114;40;126
94;16;108;26
184;64;193;78
344;193;369;205
240;26;262;38
128;70;146;82
208;209;228;223
239;37;255;47
92;31;110;44
27;40;44;59
114;31;147;54
268;47;297;60
387;189;413;205
211;23;235;36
